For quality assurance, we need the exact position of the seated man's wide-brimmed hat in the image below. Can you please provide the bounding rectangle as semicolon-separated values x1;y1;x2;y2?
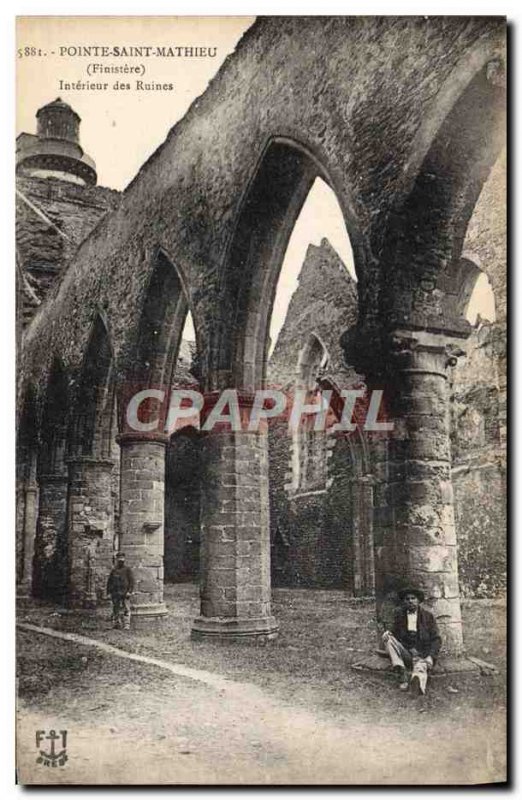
397;586;425;602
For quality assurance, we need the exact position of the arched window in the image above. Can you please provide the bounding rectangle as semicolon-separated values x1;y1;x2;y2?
71;315;115;458
466;271;497;326
291;334;331;494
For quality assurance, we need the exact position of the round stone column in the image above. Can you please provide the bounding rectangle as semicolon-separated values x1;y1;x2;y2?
117;433;168;620
191;393;278;641
66;457;115;607
379;331;466;654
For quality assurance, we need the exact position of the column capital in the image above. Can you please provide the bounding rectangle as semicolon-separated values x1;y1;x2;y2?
342;320;469;382
386;329;466;377
116;431;169;447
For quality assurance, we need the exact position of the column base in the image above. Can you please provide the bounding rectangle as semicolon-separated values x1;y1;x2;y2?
131;602;168;623
191;615;279;642
352;649;483;675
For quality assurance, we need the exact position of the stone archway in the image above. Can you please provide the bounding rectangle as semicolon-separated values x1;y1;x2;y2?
193;138;365;640
210;137;364;393
117;250;198;621
347;57;506;655
16;19;506;654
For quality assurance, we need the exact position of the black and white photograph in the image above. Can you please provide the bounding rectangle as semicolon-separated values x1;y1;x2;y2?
13;11;507;786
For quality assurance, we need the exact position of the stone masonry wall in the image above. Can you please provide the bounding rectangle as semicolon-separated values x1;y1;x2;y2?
118;439;166;612
268;221;506;598
450;323;506;597
17;18;505;613
33;476;68;600
20;18;504;410
199;429;272;621
267;240;361;589
16;175;120;327
66;459;115;607
451;148;506;598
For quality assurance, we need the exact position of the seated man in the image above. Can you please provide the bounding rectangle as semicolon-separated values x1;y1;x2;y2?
382;586;442;695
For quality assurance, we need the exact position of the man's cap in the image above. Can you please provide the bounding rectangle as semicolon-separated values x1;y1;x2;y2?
116;551;125;558
397;586;425;602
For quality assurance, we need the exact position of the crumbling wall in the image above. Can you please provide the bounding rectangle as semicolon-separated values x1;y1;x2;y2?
451;324;506;597
451;147;507;598
267;240;360;589
19;17;504;408
16;175;120;326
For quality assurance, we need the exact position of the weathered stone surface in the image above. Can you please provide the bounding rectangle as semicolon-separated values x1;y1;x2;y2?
16;17;506;647
66;458;115;607
195;429;276;638
266;242;369;590
32;475;68;600
118;437;167;618
17;483;38;595
16;176;120;328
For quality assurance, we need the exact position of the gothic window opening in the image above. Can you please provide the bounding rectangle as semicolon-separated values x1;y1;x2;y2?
466;271;496;326
291;333;331;495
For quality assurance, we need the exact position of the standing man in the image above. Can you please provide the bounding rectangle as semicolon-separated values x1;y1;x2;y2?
382;586;442;695
107;552;135;630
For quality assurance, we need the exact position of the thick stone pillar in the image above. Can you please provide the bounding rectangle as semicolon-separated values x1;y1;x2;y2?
192;395;278;640
33;473;68;600
117;433;167;620
66;457;115;607
378;330;466;654
17;480;39;597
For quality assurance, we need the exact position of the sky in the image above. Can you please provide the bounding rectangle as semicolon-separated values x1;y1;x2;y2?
16;15;493;349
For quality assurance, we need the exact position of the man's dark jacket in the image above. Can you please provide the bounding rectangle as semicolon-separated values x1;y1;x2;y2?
107;565;135;597
392;606;442;660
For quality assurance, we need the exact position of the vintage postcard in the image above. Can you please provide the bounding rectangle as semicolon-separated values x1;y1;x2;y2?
16;15;507;785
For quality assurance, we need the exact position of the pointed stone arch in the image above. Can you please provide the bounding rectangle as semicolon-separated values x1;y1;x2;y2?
291;333;331;494
212;136;364;392
194;138;364;638
382;58;506;332
117;249;199;621
362;53;506;654
296;332;330;389
70;314;116;459
130;251;189;391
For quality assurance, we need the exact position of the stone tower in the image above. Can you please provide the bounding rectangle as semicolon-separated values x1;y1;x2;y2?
16;98;97;186
16;99;120;330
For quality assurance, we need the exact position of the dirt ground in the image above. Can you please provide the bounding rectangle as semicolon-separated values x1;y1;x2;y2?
16;584;507;785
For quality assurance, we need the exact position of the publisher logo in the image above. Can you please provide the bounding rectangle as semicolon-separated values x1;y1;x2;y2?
35;729;68;767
